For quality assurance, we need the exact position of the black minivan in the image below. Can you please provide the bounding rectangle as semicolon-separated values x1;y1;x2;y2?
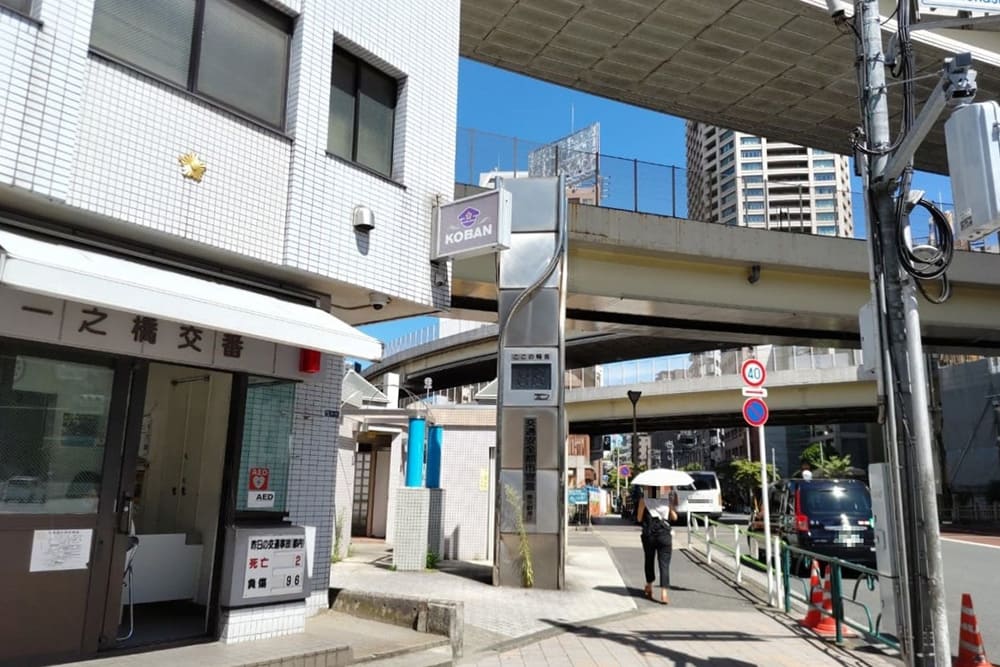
771;478;877;572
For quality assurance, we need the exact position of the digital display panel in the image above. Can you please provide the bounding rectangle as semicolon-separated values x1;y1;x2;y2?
510;363;552;390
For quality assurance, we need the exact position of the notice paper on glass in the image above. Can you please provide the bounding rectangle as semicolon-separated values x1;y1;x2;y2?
30;529;93;572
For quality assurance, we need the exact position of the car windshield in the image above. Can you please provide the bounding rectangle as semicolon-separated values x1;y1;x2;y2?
681;474;717;491
803;484;871;514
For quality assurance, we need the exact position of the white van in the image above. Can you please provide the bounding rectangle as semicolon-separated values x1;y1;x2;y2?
676;471;723;520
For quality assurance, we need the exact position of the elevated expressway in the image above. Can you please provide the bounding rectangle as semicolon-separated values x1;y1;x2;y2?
460;0;1000;176
367;203;1000;396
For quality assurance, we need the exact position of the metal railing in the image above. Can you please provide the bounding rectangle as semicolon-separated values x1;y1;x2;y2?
686;513;900;652
456;128;961;234
566;346;864;390
383;324;443;357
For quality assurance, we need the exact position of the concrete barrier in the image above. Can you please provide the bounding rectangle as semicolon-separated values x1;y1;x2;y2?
328;588;463;658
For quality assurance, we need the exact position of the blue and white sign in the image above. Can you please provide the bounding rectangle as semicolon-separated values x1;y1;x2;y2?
432;189;512;260
568;489;589;504
918;0;1000;13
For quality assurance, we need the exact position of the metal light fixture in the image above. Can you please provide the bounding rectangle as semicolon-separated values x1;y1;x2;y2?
627;390;642;467
353;205;374;232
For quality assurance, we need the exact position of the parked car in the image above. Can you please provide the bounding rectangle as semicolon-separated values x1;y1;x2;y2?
757;477;876;573
676;471;724;520
2;475;47;504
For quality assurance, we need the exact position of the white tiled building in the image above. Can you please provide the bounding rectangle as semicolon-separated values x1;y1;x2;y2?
0;0;458;663
685;121;854;237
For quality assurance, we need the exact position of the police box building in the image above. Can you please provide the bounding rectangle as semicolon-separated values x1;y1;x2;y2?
0;0;457;664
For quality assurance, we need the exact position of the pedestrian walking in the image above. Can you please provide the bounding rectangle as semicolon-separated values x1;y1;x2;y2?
636;485;678;604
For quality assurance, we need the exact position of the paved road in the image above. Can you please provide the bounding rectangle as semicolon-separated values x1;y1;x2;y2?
780;532;999;660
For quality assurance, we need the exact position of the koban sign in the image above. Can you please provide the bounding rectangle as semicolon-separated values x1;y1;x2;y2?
432;189;512;260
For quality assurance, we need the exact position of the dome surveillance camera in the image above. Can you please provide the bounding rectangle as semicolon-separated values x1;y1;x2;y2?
825;0;851;18
369;292;390;311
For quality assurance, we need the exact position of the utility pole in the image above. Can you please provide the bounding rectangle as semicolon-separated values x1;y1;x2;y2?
628;390;642;467
853;2;953;664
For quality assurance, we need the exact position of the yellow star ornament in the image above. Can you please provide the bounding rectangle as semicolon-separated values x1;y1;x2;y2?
178;152;207;182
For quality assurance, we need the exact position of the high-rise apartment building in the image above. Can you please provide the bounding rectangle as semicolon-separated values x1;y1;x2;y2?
685;122;854;237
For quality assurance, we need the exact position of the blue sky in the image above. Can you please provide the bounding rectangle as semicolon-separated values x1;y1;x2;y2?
360;58;954;346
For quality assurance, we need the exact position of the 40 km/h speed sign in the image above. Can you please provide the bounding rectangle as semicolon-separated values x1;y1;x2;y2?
741;358;767;387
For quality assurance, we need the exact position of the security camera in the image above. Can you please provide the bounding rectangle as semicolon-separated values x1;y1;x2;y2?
825;0;851;18
369;292;390;311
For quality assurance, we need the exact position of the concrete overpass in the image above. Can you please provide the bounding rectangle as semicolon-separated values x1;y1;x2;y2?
563;365;876;433
370;203;1000;392
460;0;1000;176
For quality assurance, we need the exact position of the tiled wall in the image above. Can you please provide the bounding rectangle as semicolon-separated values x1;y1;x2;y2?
0;1;92;199
219;600;306;643
439;427;494;561
70;58;291;264
280;0;459;306
2;0;460;310
285;354;344;596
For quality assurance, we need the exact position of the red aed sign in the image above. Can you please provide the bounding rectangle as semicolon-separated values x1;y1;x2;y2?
249;467;270;491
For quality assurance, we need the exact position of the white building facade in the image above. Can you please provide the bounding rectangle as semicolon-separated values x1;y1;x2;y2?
0;0;458;663
685;122;854;237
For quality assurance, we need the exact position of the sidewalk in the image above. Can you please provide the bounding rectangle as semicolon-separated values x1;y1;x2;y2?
335;521;903;666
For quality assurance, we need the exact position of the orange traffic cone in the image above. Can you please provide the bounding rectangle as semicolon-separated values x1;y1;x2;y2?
812;565;857;638
954;593;991;667
800;559;824;629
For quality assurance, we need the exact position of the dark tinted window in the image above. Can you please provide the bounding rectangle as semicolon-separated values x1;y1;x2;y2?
802;484;871;514
689;473;718;490
91;0;290;128
1;0;32;15
328;47;399;177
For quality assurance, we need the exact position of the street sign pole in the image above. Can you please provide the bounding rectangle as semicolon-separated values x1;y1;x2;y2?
759;424;773;606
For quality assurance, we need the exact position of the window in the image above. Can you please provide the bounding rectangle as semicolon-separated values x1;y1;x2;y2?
816;212;837;221
741;136;761;145
722;205;737;217
817;225;838;236
815;186;837;194
746;214;765;223
721;166;735;178
720;154;734;167
0;0;31;15
743;162;762;171
746;201;764;210
741;150;762;159
90;0;291;128
721;141;734;154
743;174;764;183
720;130;734;141
328;47;399;178
721;192;735;205
721;178;736;192
743;188;764;197
815;198;836;208
813;149;831;155
236;377;296;513
815;172;836;181
813;159;836;169
0;351;115;514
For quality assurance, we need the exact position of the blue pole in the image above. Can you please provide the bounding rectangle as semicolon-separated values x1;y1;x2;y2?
426;425;443;489
406;417;426;487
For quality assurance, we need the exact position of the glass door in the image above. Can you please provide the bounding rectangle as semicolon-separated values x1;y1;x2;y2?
0;341;130;666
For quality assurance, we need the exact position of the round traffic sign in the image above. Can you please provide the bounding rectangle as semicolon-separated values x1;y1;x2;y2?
619;465;631;478
741;358;767;387
742;397;769;427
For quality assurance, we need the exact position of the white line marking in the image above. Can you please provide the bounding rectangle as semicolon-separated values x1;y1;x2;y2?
942;536;1000;550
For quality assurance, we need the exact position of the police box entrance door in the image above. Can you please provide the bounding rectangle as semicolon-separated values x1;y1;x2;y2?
105;363;233;648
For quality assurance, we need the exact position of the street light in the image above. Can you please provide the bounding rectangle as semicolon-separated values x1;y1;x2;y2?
627;390;642;468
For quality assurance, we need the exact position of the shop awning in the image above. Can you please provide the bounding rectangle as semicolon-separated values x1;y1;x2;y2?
0;229;383;361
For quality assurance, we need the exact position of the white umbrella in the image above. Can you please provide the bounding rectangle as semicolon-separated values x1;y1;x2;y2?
631;468;695;488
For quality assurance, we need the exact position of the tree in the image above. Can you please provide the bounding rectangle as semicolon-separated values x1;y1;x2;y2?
816;453;853;478
682;462;704;472
727;458;780;501
799;441;838;468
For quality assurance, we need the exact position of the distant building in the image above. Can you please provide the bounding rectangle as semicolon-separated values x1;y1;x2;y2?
685;122;854;237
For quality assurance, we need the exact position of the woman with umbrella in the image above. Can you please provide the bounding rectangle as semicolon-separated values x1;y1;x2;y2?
633;468;691;604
